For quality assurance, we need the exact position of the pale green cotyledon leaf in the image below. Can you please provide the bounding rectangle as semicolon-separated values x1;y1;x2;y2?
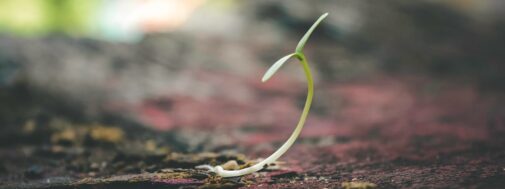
261;53;297;82
295;13;328;53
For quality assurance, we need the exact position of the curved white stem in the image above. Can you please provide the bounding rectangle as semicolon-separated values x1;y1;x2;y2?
197;54;313;177
197;12;327;177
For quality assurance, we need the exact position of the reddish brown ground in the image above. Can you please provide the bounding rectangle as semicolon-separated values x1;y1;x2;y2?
1;72;503;189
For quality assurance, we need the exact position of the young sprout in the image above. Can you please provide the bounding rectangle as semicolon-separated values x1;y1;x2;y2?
197;13;328;177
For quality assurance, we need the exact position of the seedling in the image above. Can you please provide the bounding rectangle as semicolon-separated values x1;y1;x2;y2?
197;13;328;177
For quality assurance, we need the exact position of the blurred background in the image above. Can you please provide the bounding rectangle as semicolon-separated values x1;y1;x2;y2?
1;0;505;187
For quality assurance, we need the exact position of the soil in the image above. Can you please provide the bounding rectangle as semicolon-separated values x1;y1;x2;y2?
1;75;504;189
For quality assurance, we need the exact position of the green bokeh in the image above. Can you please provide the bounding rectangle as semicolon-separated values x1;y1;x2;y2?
0;0;101;36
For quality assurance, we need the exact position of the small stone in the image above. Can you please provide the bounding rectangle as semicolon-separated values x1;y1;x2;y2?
221;160;240;170
89;126;124;143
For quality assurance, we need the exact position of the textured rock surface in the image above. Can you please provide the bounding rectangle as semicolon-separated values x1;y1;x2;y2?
1;71;504;188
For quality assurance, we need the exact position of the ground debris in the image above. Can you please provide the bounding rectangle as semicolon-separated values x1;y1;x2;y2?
49;119;124;145
341;180;377;189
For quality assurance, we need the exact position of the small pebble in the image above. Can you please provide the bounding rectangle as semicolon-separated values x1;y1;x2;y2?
221;160;240;170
